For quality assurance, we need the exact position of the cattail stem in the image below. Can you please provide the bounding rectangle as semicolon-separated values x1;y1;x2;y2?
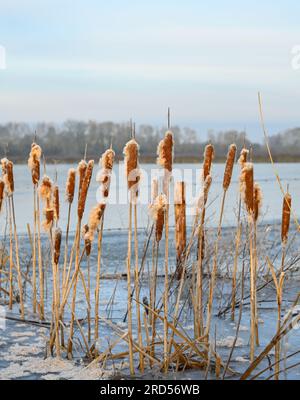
205;189;227;342
36;190;44;319
126;196;135;375
10;195;24;319
231;198;242;321
249;215;256;362
133;202;144;372
94;216;104;354
163;184;170;373
8;197;13;310
32;185;37;314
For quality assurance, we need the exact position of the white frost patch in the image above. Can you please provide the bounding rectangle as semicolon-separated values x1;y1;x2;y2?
235;356;249;363
258;318;264;324
10;331;36;338
238;325;249;331
216;336;244;348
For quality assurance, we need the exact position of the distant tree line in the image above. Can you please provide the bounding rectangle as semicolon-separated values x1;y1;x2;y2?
0;120;299;163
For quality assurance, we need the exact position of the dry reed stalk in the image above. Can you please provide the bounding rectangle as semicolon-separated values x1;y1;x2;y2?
68;160;93;358
62;168;76;294
266;258;285;380
205;144;236;344
2;159;25;319
195;173;212;337
240;162;256;361
174;182;186;279
157;130;173;372
231;148;249;320
82;224;92;342
253;183;262;345
203;144;214;180
28;143;43;317
36;190;44;319
52;228;62;357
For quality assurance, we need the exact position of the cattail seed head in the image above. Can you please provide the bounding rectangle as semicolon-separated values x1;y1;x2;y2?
85;202;106;242
238;148;249;169
157;131;173;173
149;194;167;242
82;224;92;256
253;183;263;222
123;139;140;191
53;185;59;221
174;182;186;260
65;168;76;204
240;162;254;214
39;175;53;204
1;158;8;176
281;192;292;244
42;207;54;231
78;160;94;219
28;143;41;185
97;148;115;198
78;159;88;198
53;228;62;264
4;160;14;195
203;144;214;180
0;179;4;212
223;144;236;190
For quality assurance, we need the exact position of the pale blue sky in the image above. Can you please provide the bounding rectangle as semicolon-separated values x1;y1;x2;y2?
0;0;300;140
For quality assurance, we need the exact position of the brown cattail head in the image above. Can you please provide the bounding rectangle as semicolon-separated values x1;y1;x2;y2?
77;159;88;198
85;202;106;242
203;174;212;206
281;192;292;244
65;168;76;204
3;160;14;195
28;143;42;185
77;160;94;219
0;179;4;212
82;224;92;256
39;175;53;205
238;148;249;169
223;144;236;190
42;207;54;231
149;194;167;242
240;162;254;214
157;131;173;172
1;158;8;176
203;144;214;180
174;182;186;260
97;148;115;198
253;183;263;222
123;139;140;191
53;185;59;221
53;228;62;264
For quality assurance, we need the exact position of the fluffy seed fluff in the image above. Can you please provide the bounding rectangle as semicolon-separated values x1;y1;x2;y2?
240;162;254;214
238;148;249;169
281;192;292;244
123;139;140;191
96;148;115;198
151;178;158;204
203;144;214;180
85;202;106;242
3;160;14;195
157;131;173;173
1;158;8;176
82;224;91;256
65;168;76;204
149;194;167;242
253;183;263;222
39;176;53;205
42;208;54;231
223;144;236;190
28;143;42;185
174;182;186;260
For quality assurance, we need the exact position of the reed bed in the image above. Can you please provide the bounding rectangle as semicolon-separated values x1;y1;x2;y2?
0;129;300;381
